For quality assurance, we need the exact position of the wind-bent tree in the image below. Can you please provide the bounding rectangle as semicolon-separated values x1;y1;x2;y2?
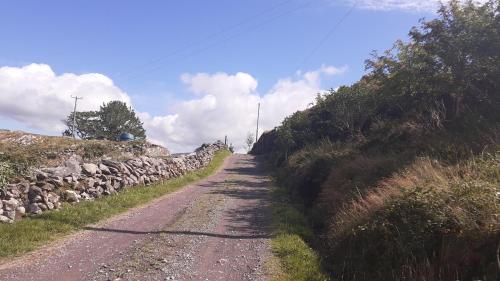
63;101;146;140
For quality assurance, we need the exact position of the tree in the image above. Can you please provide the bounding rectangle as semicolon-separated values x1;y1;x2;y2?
63;101;146;140
245;132;255;152
63;111;100;139
98;101;146;140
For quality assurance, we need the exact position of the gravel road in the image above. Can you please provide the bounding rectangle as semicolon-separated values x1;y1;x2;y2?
0;154;272;281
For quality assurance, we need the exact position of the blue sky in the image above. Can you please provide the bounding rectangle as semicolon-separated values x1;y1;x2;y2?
0;0;448;152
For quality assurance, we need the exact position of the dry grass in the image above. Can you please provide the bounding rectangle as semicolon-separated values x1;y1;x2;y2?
327;151;500;281
0;131;151;182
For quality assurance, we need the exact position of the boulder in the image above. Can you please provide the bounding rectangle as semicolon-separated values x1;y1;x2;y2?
64;190;80;203
16;206;26;216
42;157;81;177
27;202;44;214
80;192;92;201
28;186;44;202
0;215;12;223
85;178;95;189
46;202;55;210
4;210;16;220
64;156;82;175
2;198;19;211
101;160;120;170
99;164;111;175
120;164;131;175
82;163;99;176
17;182;30;194
39;183;55;191
108;166;120;175
47;192;60;204
48;176;64;187
38;203;48;211
36;172;48;181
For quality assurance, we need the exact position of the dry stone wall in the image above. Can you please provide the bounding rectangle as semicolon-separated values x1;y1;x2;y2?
0;141;226;223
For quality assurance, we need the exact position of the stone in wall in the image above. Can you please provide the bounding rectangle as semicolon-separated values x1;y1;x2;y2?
0;141;226;223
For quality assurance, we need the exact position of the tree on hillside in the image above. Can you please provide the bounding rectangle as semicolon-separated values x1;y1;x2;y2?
245;132;255;152
63;101;146;140
270;0;500;159
98;101;146;140
63;111;100;139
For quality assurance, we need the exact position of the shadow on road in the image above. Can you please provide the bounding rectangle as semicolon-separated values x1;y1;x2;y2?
81;156;274;240
82;226;272;239
208;155;273;235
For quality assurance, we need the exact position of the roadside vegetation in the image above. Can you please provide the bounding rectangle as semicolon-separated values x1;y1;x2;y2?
254;1;500;280
0;149;231;259
269;186;329;281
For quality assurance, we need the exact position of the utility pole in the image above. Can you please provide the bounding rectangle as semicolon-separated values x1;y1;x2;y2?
255;102;260;143
71;95;83;139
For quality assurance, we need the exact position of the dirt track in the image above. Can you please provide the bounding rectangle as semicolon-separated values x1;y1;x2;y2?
0;154;272;281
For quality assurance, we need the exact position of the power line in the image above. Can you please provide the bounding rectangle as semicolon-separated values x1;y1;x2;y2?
122;0;315;81
117;0;299;79
296;0;359;70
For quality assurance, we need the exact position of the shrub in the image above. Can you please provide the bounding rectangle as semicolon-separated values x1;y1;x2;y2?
255;1;500;280
278;140;354;206
327;153;500;281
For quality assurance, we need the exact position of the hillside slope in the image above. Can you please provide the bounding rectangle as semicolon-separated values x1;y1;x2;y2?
252;2;500;281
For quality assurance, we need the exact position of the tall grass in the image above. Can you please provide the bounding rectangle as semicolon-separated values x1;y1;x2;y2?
0;150;231;259
269;187;329;281
326;152;500;281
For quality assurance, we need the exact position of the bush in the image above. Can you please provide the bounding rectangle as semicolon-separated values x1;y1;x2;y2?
254;1;500;280
278;140;354;206
0;161;14;187
327;153;500;281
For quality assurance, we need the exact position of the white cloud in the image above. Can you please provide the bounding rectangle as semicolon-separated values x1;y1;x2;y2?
0;63;346;153
144;65;346;153
180;72;258;97
341;0;488;12
0;64;131;132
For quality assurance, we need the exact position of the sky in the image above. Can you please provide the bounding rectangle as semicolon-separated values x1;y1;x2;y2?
0;0;484;152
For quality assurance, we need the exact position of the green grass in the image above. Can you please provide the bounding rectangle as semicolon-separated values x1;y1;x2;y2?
0;150;231;259
270;187;329;281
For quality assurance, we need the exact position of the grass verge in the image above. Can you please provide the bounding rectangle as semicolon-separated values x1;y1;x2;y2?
269;186;329;281
0;150;231;259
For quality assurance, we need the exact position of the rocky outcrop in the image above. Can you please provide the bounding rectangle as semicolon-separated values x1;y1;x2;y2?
0;141;226;223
